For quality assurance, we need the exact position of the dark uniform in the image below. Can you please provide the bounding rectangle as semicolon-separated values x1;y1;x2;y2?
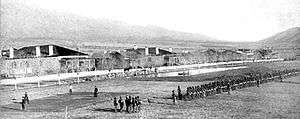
24;92;29;104
136;96;141;112
21;97;25;110
118;96;124;112
125;96;129;113
94;86;98;97
227;82;231;95
113;97;118;112
177;86;182;100
132;97;136;112
172;90;176;105
69;85;73;95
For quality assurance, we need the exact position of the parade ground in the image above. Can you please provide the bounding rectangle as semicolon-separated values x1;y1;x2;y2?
0;61;299;119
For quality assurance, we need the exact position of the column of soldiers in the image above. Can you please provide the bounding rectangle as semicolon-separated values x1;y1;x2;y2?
183;69;299;101
113;95;142;113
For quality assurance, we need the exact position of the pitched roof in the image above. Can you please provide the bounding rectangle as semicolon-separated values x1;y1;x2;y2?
125;47;174;56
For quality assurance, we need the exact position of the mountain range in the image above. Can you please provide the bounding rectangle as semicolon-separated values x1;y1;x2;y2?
1;0;299;53
257;27;300;49
1;1;233;52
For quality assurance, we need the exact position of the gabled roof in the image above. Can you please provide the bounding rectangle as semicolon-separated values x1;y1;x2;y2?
2;44;88;59
124;47;174;56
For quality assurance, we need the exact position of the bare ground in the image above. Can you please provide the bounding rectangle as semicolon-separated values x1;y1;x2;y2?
0;61;299;119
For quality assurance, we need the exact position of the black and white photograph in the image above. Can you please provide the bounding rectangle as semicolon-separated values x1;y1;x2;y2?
0;0;299;118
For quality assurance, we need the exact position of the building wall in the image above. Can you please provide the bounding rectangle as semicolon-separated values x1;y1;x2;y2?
95;57;128;70
275;49;297;60
1;57;61;78
125;55;168;68
60;58;96;73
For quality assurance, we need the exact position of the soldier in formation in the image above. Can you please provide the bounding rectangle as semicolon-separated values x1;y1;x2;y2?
94;86;98;97
183;69;297;100
118;96;124;112
113;97;118;112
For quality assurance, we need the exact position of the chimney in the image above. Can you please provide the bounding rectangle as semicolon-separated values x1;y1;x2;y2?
155;47;159;55
145;46;149;56
49;45;54;56
133;44;138;50
36;46;41;57
168;47;173;52
9;47;14;59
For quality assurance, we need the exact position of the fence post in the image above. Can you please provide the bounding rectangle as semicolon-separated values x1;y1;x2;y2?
57;73;61;85
77;72;79;84
14;82;17;90
65;106;68;119
38;80;40;87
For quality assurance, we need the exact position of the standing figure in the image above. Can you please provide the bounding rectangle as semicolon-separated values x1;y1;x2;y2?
136;96;141;112
69;84;73;95
128;96;132;113
256;78;260;87
132;97;135;112
118;96;124;112
227;82;231;95
94;86;98;97
113;97;118;112
125;96;129;113
279;75;283;82
177;86;182;100
24;92;29;104
172;90;176;105
21;97;25;110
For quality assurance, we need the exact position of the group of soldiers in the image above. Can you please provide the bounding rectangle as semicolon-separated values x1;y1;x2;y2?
183;69;298;100
171;86;183;104
113;95;141;113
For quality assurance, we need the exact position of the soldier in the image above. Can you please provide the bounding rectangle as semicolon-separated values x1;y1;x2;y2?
21;97;26;110
94;86;98;97
118;96;124;112
113;97;118;112
177;86;182;100
172;90;176;105
125;96;129;113
256;77;260;87
279;74;283;82
227;82;231;95
69;84;73;95
136;96;141;112
132;96;136;112
128;96;132;113
24;92;29;104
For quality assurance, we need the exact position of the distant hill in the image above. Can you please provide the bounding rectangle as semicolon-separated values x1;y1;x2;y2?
257;27;300;49
0;0;233;53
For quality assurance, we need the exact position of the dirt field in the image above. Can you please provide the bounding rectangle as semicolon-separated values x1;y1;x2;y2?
0;61;299;119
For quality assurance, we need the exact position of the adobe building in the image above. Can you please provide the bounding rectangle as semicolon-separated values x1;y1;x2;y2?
122;45;177;68
0;44;95;78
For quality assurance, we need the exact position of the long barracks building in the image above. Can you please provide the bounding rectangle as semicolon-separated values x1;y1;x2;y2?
0;44;95;78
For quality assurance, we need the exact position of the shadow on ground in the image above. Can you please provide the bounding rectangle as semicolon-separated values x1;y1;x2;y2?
92;107;116;112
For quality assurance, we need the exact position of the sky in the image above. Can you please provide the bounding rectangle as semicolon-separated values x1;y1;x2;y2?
20;0;300;42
